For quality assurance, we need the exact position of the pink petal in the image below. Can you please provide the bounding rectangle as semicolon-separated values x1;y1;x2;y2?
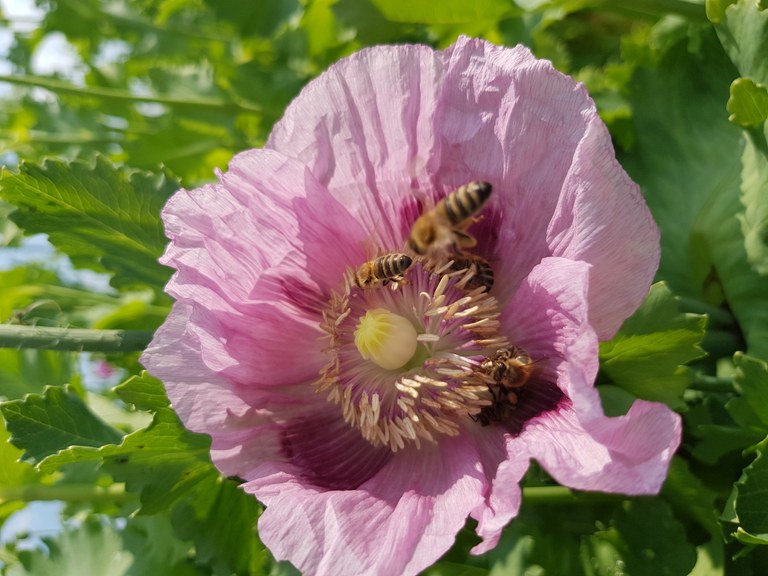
140;303;251;432
518;401;681;494
247;433;488;576
267;43;445;249
547;119;660;339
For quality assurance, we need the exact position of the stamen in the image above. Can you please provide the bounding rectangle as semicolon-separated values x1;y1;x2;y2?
317;261;506;452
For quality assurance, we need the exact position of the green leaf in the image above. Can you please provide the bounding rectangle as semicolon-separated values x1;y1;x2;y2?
727;353;768;432
716;1;768;278
717;0;768;84
5;515;204;576
662;457;721;536
171;475;267;575
733;438;768;542
113;372;170;412
0;386;122;462
0;418;39;522
728;78;768;127
38;409;211;514
6;518;132;576
38;408;268;575
369;0;514;23
0;349;73;400
622;30;768;359
599;282;707;409
0;156;175;294
591;499;697;576
706;0;738;24
738;126;768;276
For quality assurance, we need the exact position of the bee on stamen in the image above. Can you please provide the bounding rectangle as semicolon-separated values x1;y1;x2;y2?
353;253;413;289
450;254;494;292
473;346;544;426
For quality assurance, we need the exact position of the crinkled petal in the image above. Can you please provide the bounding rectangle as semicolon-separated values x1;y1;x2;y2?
546;119;660;339
519;402;681;494
269;36;657;336
140;303;251;431
247;433;487;576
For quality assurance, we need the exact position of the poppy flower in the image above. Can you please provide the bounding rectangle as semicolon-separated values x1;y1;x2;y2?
142;36;681;576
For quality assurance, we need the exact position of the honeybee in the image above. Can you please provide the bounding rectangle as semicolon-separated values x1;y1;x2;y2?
354;253;413;289
407;181;492;257
473;346;543;426
450;254;494;292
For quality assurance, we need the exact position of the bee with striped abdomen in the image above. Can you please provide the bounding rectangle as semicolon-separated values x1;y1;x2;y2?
406;181;492;257
450;254;495;292
353;253;413;289
473;346;543;426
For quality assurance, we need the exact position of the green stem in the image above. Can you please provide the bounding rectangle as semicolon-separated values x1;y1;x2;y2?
522;486;622;505
0;325;153;352
0;483;134;504
600;0;708;22
0;74;261;113
690;373;735;393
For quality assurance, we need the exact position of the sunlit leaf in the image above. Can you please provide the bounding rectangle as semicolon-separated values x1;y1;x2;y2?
0;156;175;295
727;78;768;127
599;283;706;409
113;372;170;412
733;438;768;542
369;0;514;23
0;386;122;462
0;349;73;400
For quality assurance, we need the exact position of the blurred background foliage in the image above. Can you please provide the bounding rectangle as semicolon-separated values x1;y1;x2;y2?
1;0;768;574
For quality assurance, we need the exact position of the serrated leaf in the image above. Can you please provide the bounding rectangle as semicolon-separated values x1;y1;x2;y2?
733;438;768;539
727;353;768;432
599;283;706;408
728;78;768;127
5;515;204;576
39;408;211;514
0;386;122;462
592;499;697;576
38;408;267;574
0;349;73;400
622;31;768;359
171;476;267;575
113;372;170;412
0;156;174;294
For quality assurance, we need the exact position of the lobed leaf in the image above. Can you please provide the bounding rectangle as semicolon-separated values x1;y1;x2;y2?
599;282;707;409
38;407;268;574
0;386;122;462
0;156;175;295
622;30;768;359
727;353;768;433
732;438;768;542
113;372;170;412
716;1;768;277
727;78;768;128
591;499;698;576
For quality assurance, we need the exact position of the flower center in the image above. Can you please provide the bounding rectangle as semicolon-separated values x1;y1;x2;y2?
317;261;509;452
354;308;418;370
